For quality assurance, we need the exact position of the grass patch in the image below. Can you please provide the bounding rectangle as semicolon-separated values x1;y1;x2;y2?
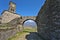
8;31;25;40
23;28;37;32
8;27;37;40
0;23;12;27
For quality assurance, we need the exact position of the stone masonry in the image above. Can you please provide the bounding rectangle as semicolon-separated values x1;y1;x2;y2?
0;28;17;40
36;0;60;40
1;11;21;23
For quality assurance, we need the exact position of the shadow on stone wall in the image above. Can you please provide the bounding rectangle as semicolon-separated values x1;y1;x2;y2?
25;32;44;40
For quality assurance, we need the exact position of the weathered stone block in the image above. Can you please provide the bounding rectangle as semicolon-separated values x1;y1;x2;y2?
1;11;21;23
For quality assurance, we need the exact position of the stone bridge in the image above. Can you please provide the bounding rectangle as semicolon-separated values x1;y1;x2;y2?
19;16;36;25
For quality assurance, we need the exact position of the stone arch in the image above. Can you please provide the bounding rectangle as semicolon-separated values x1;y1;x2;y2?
22;19;37;27
22;19;37;32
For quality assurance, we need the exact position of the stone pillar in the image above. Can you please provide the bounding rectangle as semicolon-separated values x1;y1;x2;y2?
36;0;60;40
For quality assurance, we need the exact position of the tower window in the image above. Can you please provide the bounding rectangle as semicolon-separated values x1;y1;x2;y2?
11;9;14;12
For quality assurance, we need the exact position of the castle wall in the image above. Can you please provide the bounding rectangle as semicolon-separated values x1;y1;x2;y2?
36;0;60;40
0;28;17;40
1;11;21;23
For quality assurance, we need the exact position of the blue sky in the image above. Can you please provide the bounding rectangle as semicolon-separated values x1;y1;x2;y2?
0;0;45;16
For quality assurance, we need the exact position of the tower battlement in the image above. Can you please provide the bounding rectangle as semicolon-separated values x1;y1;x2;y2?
8;1;16;13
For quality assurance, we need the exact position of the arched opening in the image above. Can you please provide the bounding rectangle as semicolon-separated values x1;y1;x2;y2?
23;19;37;32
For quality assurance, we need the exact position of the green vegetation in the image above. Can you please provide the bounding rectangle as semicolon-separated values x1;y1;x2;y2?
8;32;25;40
0;23;13;29
0;23;12;27
23;27;37;32
8;27;37;40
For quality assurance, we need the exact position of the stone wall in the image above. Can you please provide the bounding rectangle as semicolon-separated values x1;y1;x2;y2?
1;10;21;23
36;0;60;40
0;18;23;40
0;28;17;40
